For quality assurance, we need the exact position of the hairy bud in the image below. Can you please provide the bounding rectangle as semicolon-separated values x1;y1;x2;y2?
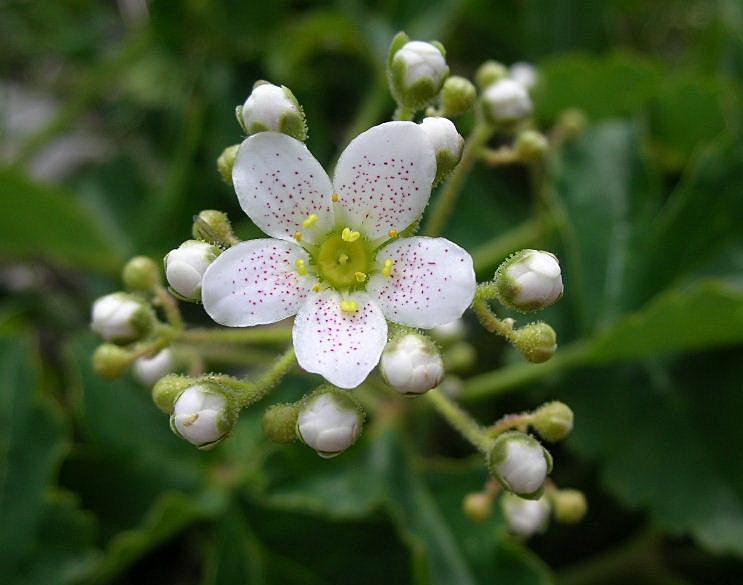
440;76;476;117
380;333;444;396
488;431;552;498
90;293;153;344
297;389;363;458
532;401;574;442
122;256;161;292
164;240;220;302
419;117;464;185
501;493;551;537
388;33;449;110
236;82;307;141
170;383;236;448
262;403;300;444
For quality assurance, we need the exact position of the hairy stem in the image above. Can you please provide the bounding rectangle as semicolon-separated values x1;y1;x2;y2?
154;286;184;330
426;389;493;453
471;298;516;343
393;104;416;121
177;326;292;345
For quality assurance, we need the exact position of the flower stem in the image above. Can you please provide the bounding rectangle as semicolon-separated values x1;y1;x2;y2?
425;389;494;453
471;298;516;343
177;326;292;345
252;346;296;400
480;146;519;166
154;286;184;330
487;413;533;437
393;105;416;121
424;122;494;237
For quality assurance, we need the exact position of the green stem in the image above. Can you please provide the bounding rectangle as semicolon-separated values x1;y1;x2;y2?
486;413;533;437
425;389;493;453
393;104;416;121
471;298;516;343
481;146;519;166
154;286;183;330
177;327;292;345
252;346;296;401
424;122;494;237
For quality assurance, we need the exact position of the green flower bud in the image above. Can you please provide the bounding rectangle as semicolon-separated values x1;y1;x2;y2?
475;60;508;90
513;322;557;364
262;403;299;444
462;492;493;522
192;209;236;247
388;33;449;111
488;431;552;499
532;401;574;442
92;343;133;379
216;144;239;185
170;381;238;449
122;256;161;292
440;76;476;117
551;489;588;524
152;373;194;414
515;130;549;162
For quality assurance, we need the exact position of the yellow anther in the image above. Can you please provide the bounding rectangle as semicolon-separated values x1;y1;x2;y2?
303;213;319;228
312;283;321;292
338;253;349;265
340;299;359;313
295;259;307;276
388;229;398;238
341;227;360;242
382;258;394;277
331;193;340;203
293;231;303;242
354;271;367;283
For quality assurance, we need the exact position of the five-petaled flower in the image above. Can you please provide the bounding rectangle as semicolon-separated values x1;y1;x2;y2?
201;121;476;388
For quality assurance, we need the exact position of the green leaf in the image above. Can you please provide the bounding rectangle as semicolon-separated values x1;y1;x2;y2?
0;167;123;272
201;509;266;585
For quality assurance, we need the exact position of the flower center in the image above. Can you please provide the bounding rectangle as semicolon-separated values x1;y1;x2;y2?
315;230;373;290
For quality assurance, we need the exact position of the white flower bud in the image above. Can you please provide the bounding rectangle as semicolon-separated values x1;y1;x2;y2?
389;39;449;109
419;117;464;185
431;318;466;343
164;240;220;302
509;62;539;92
237;82;306;141
170;384;233;448
488;431;552;498
380;333;444;396
132;348;176;386
501;493;551;538
482;78;533;124
496;249;563;312
297;391;362;458
90;292;152;344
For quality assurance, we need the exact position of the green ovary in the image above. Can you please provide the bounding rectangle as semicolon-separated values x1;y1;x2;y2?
316;232;373;289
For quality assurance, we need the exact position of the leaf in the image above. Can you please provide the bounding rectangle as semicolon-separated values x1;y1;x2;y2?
0;167;123;272
201;510;266;585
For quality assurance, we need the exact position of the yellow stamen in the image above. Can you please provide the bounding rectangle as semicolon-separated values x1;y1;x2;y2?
388;229;398;238
354;271;367;283
340;299;359;313
312;283;321;293
295;259;307;276
338;253;349;265
331;193;340;203
303;213;319;228
341;227;360;242
382;258;394;277
293;231;303;242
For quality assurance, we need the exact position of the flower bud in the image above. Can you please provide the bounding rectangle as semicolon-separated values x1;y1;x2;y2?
152;374;194;414
532;401;574;442
501;493;551;538
170;383;236;448
509;62;539;92
122;256;161;292
296;389;363;458
488;431;552;498
419;117;464;185
164;240;220;302
90;292;153;344
262;403;299;444
440;76;476;117
513;322;557;364
388;35;449;110
431;318;466;343
475;60;508;90
236;82;307;141
132;348;176;387
192;210;236;247
495;249;563;312
462;492;493;522
515;130;549;162
551;489;588;524
481;78;533;125
216;144;239;185
92;343;133;379
380;333;444;396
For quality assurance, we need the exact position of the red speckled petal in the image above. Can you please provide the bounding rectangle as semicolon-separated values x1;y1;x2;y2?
202;239;314;327
293;290;388;389
367;236;476;329
332;122;436;240
233;133;334;243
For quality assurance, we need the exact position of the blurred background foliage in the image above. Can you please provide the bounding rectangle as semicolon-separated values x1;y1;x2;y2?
1;0;742;583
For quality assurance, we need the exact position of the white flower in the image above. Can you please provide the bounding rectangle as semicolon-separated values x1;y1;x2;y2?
90;292;150;343
392;41;448;91
489;431;551;497
497;249;563;311
164;240;220;301
239;82;306;140
132;348;176;386
509;62;539;92
201;122;476;389
419;117;464;183
502;493;551;538
297;392;362;457
482;78;533;123
171;384;231;448
380;333;444;395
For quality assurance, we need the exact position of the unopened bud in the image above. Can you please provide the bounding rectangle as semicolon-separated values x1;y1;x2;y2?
552;489;587;524
501;493;551;537
463;492;493;522
557;108;588;139
164;240;220;302
133;348;177;386
513;322;557;364
440;76;476;117
509;62;539;92
236;82;307;141
92;343;133;379
152;374;194;414
419;117;464;185
122;256;161;292
192;210;236;247
495;250;564;312
481;78;533;125
380;333;444;396
170;382;236;448
431;318;466;343
488;431;552;498
262;403;300;444
217;144;239;185
297;389;363;458
90;292;153;344
388;34;449;110
515;130;549;162
533;401;574;442
475;60;508;90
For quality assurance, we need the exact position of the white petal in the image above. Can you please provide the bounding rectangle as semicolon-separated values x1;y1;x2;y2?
233;132;334;242
293;290;388;389
332;122;436;240
367;236;476;328
202;239;314;327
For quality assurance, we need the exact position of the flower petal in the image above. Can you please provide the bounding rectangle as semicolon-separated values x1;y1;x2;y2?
293;290;388;389
202;239;314;327
367;236;476;328
333;121;436;240
233;132;334;242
